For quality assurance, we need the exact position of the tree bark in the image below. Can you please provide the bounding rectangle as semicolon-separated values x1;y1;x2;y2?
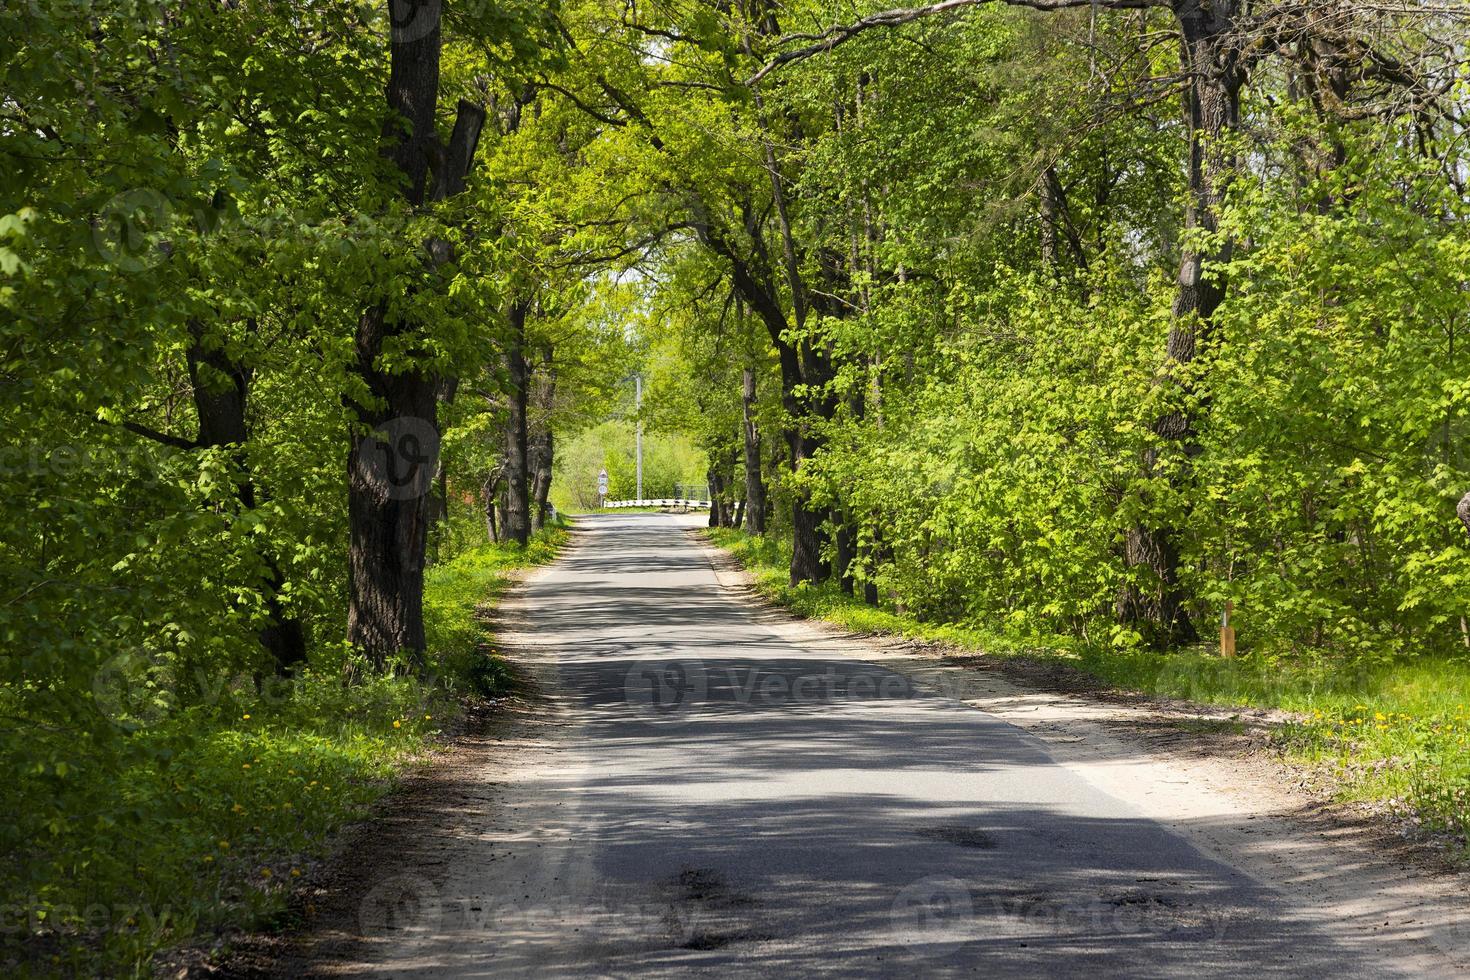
529;346;556;530
707;467;724;527
502;299;532;546
741;366;767;534
1116;0;1243;648
346;303;439;665
530;427;554;530
187;321;307;673
347;1;485;667
482;470;502;544
834;515;856;596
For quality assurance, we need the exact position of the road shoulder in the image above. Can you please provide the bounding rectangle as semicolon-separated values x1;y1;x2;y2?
694;529;1470;975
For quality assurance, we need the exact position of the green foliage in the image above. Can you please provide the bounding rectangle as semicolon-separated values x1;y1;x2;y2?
553;421;708;509
0;525;565;976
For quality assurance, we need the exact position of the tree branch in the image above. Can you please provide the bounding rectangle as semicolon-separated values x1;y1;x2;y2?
749;0;1166;84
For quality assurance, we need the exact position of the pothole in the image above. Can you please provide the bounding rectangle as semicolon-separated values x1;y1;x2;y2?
917;824;999;849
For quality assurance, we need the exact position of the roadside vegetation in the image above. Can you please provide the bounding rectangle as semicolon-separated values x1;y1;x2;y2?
1;517;566;977
9;0;1470;971
710;528;1470;848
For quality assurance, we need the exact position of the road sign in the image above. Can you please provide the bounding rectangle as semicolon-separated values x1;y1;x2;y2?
598;469;608;496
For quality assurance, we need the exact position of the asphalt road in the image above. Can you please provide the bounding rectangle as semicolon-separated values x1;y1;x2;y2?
351;512;1423;978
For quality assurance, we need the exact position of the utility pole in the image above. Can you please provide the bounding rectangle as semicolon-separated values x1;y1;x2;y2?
635;374;643;504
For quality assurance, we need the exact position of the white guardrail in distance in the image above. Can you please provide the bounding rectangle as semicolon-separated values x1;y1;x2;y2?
603;499;713;509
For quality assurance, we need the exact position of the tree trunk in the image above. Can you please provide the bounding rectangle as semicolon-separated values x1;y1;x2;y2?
346;304;439;665
187;321;307;673
1117;0;1242;648
502;299;532;546
347;1;485;666
530;345;556;530
742;366;767;534
482;470;501;544
718;452;739;528
531;427;553;530
707;467;724;527
834;514;855;596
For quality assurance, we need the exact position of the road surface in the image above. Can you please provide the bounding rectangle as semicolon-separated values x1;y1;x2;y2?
324;513;1461;978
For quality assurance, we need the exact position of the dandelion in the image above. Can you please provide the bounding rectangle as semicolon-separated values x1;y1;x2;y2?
424;714;432;721
231;803;245;814
393;720;401;729
261;867;272;878
309;780;317;787
290;868;301;878
218;840;230;850
242;763;251;770
242;714;251;721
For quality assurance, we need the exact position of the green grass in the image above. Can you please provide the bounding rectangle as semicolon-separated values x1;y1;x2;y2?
2;521;568;977
708;527;1470;845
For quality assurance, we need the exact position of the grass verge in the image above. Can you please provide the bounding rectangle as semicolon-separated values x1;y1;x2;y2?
4;522;568;978
707;527;1470;849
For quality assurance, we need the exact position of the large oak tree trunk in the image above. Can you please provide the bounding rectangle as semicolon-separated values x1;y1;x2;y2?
834;515;856;596
531;427;553;530
741;366;767;534
347;1;484;666
346;323;438;664
502;299;532;546
530;345;556;530
1117;0;1242;648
